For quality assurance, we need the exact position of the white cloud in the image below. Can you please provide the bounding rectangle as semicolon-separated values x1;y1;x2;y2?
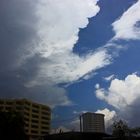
104;74;115;81
96;108;117;128
96;74;140;110
36;49;111;85
5;0;112;108
95;83;100;89
25;0;112;87
73;110;88;114
112;0;140;40
69;118;80;131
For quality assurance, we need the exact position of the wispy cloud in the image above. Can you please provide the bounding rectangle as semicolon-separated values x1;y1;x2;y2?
104;74;115;81
112;0;140;40
27;0;112;86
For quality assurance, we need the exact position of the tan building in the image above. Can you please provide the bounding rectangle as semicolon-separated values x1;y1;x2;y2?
80;112;105;133
0;98;51;140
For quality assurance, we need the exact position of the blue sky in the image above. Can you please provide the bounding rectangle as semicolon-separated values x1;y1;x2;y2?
52;0;140;130
1;0;140;132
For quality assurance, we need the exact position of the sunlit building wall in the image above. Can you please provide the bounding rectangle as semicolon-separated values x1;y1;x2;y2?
0;98;51;140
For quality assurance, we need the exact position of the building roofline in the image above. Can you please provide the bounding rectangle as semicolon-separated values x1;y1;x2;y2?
0;98;51;110
81;112;105;117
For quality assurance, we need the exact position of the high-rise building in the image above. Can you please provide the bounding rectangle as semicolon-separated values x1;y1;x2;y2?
80;112;105;133
0;98;51;140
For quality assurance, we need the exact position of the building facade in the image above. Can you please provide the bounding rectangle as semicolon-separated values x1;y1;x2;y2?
80;112;105;133
0;98;51;140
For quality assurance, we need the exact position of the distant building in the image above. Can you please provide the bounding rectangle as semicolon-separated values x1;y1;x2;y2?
0;98;51;140
80;112;105;133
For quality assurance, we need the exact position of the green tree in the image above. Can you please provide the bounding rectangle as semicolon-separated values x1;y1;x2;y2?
0;111;28;140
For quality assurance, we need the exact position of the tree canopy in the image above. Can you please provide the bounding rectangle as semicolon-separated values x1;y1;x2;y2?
112;119;140;139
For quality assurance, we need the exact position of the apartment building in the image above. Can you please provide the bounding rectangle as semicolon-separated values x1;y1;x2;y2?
0;98;51;140
80;112;105;133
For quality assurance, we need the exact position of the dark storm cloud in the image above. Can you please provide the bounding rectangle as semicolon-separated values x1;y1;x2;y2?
0;0;38;71
0;0;36;97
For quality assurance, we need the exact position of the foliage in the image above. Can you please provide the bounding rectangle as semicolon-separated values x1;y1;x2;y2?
129;127;140;136
112;119;140;139
112;120;129;138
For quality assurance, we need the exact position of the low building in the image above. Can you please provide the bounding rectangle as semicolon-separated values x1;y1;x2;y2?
80;112;105;133
0;98;51;140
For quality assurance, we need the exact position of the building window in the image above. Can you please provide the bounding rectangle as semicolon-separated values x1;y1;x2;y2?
6;101;12;105
16;101;22;105
32;114;38;118
24;117;29;122
41;116;50;120
24;105;30;110
0;101;4;104
5;106;11;110
31;119;38;123
42;111;50;116
31;124;38;128
32;109;39;113
31;130;38;134
16;106;23;110
41;131;49;134
41;126;49;130
32;104;39;109
0;106;4;110
24;112;29;116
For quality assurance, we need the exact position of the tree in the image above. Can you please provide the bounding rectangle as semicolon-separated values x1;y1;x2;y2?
112;119;140;140
112;120;129;138
0;111;28;140
129;127;140;136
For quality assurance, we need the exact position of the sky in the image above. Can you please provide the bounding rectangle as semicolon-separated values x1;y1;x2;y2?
1;0;140;132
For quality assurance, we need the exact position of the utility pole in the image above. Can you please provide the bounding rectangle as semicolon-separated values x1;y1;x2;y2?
79;114;82;132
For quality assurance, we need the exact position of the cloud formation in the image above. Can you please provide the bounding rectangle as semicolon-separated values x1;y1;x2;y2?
0;0;113;107
28;0;111;86
96;108;117;128
112;0;140;40
96;74;140;109
104;74;115;81
96;74;140;126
